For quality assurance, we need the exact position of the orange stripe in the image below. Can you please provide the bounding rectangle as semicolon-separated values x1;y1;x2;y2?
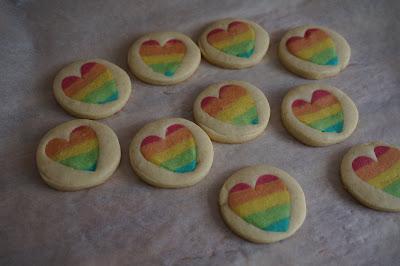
292;94;339;116
207;23;251;43
45;127;96;157
140;128;192;157
202;87;247;116
356;148;400;181
228;180;286;207
287;30;330;54
139;43;186;56
63;64;106;96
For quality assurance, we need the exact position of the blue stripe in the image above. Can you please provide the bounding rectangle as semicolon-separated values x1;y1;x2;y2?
325;56;338;65
323;121;344;133
97;90;119;104
263;217;290;232
174;160;197;173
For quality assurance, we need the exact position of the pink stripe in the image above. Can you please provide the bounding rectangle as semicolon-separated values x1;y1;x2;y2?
292;99;308;108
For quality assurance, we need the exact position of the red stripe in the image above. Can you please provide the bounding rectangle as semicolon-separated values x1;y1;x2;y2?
311;90;331;102
80;62;97;76
352;156;374;171
229;183;251;193
256;175;279;185
61;76;80;89
141;136;161;147
166;124;185;136
142;40;160;46
374;146;390;158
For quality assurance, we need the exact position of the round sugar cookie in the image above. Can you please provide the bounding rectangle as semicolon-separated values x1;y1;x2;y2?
219;165;306;243
128;32;201;85
193;80;270;143
341;142;400;212
36;119;121;191
129;118;213;188
198;18;269;69
281;83;358;146
53;59;132;119
278;25;350;79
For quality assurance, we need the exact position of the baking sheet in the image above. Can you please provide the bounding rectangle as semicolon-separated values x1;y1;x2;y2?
1;0;400;265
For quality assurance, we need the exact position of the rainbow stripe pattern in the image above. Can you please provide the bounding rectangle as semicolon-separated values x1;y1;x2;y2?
139;39;186;77
62;62;119;104
228;175;291;232
45;126;99;171
207;21;256;58
352;146;400;198
292;90;344;133
286;28;338;66
201;85;258;125
140;124;197;173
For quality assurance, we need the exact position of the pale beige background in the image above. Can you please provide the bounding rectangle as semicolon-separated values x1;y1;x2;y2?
1;0;400;265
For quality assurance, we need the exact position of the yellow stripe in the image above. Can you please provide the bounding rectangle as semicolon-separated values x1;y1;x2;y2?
368;161;400;189
297;103;342;124
296;38;335;59
54;139;98;161
211;30;254;49
72;71;113;100
141;53;184;65
215;95;255;122
150;138;195;164
231;191;290;217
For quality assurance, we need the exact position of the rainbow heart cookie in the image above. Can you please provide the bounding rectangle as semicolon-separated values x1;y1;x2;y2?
139;39;186;77
62;62;119;104
228;174;291;232
201;85;259;125
292;90;344;133
140;124;197;173
207;21;256;58
352;146;400;198
286;28;338;66
45;126;99;171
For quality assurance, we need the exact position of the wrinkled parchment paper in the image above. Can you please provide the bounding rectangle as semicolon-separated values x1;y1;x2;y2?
1;0;400;265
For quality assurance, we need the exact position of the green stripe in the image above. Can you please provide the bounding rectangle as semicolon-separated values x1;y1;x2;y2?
160;147;196;171
149;61;180;74
244;203;291;229
232;106;258;125
383;178;400;198
310;47;337;65
59;148;99;171
222;40;255;56
309;111;344;131
83;80;118;104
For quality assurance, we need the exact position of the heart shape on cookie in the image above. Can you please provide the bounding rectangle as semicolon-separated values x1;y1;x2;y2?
62;62;119;104
207;21;256;58
292;90;344;133
140;124;197;173
286;28;338;66
139;39;187;77
228;175;291;232
201;85;259;125
352;146;400;198
45;126;99;171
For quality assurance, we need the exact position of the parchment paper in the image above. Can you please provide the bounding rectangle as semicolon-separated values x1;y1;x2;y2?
1;0;400;265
